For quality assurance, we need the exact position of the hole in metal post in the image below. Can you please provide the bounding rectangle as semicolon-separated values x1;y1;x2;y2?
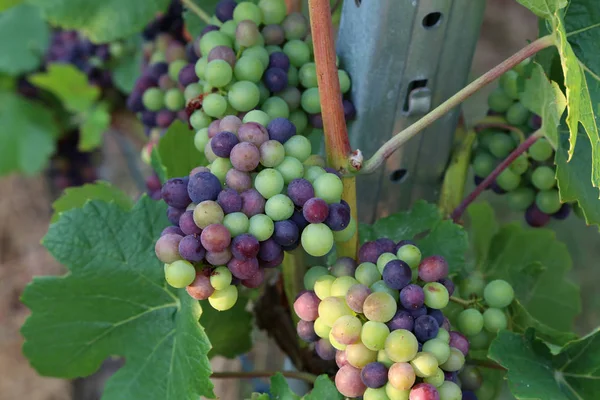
390;169;408;183
403;79;428;113
355;0;362;7
422;12;442;28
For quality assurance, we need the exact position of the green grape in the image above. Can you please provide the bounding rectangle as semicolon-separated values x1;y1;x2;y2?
361;321;390;351
355;262;382;287
499;70;520;100
477;129;496;151
150;51;166;64
531;165;556;190
301;87;321;114
234;56;265;82
304;266;329;290
330;276;359;297
288;65;299;87
472;151;497;178
228;81;261;111
266;45;282;54
202;93;228;117
318;295;352;327
243;109;271;126
422;339;451;364
333;217;357;243
385;382;410;400
261;96;290;119
364;387;389;400
205;139;218;162
165;260;196;288
346;342;378;368
437;381;462;400
424;367;445;387
193;200;225;228
487;87;513;113
460;272;485;298
423;282;449;309
476;378;498;400
210;157;232;183
142;87;164;111
329;330;347;350
275;156;304;183
396;245;421;270
233;2;263;24
331;314;362;345
377;350;394;368
289;109;308;135
528;137;553;161
206;60;233;88
440;347;465;372
184;82;203;101
385;329;419;362
370;280;399;301
283;135;311;162
457;308;484;336
220;20;237;40
376;253;398;274
513;57;531;76
488;133;516;158
256;81;270;105
338;69;351;94
299;62;318;88
255;168;284;198
258;0;286;24
536;189;561;214
278;87;301;111
314;274;336;299
164;88;185;111
313;173;344;203
283;39;311;67
469;330;492;350
260;140;285;167
208;285;238;311
304;165;326;182
507;187;536;211
509;154;529;175
483;279;514;308
199;31;233;58
194;128;210;152
168;59;187;81
388;362;416;391
210;266;232;290
314;317;331;338
483;308;508;332
223;212;249;237
436;328;450;343
363;292;397;322
243;46;270;69
248;214;275;241
506;102;530;126
496;168;521;191
301;223;334;256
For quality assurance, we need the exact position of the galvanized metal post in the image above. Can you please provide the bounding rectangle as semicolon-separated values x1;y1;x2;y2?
337;0;486;223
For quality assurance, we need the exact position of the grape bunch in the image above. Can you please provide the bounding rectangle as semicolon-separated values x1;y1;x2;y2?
294;239;477;400
48;131;100;192
142;0;186;45
155;115;356;311
472;61;576;227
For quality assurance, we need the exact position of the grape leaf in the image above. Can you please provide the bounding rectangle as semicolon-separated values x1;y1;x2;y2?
21;197;216;400
465;202;498;268
0;4;49;75
0;0;22;12
516;0;567;19
29;64;100;113
269;373;301;400
51;181;133;223
489;329;600;400
79;102;111;151
359;201;468;272
183;0;220;38
112;35;144;94
303;375;343;400
157;120;207;179
27;0;170;43
151;146;168;184
0;90;58;176
509;300;578;346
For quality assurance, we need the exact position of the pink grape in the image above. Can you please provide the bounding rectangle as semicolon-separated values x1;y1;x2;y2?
293;291;320;321
335;365;367;398
418;256;449;282
200;224;231;252
186;273;214;300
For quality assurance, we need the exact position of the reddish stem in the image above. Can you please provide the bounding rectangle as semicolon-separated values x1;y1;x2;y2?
451;132;541;222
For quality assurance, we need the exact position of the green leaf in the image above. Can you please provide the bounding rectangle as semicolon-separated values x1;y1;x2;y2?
112;35;144;93
269;373;301;400
0;0;23;12
79;102;111;151
28;0;171;43
359;201;468;272
50;181;133;223
466;202;499;268
519;63;566;146
21;197;216;400
489;329;600;400
200;296;253;359
509;300;578;346
0;90;57;176
29;64;100;113
0;4;49;75
516;0;567;19
303;375;343;400
183;0;220;38
158;120;207;179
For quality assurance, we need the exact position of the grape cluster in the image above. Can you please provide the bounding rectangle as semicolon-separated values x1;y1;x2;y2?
142;0;186;45
48;132;100;191
472;61;575;227
295;239;477;400
155;115;356;311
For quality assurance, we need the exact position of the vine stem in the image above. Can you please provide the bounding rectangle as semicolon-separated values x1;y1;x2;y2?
451;130;542;222
211;370;318;383
475;116;526;143
353;35;555;174
449;296;479;308
181;0;212;24
308;0;358;257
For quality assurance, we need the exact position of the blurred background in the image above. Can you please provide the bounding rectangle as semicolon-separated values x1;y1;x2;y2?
1;1;597;399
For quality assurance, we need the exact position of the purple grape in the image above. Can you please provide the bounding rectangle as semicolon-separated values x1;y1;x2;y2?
358;241;383;264
325;202;351;231
414;315;440;342
263;67;288;93
315;338;336;360
449;331;470;355
211;131;239;157
418;255;449;282
268;52;290;71
161;177;191;208
530;114;542;130
179;210;202;235
242;268;265;288
231;233;260;260
303;197;329;223
230;142;260;171
162;226;184;236
361;362;388;389
343;99;356;120
525;204;551;227
427;308;444;326
387;309;414;331
262;24;285;45
290;209;309;231
267;117;296;143
226;169;252;192
240;189;266;216
206;248;232;265
399;284;425;310
208;45;237;68
393;239;416;254
188;172;222;203
178;235;206;262
308;113;323;129
135;75;158;91
157;110;177;127
287;178;315;207
260;250;284;268
141;110;157;126
273;220;300;246
208;119;221;138
258;238;282;262
186;42;199;63
220;115;243;133
438;277;455;296
200;224;231;253
215;0;237;22
217;188;243;214
127;91;144;112
167;206;185;225
491;180;507;194
345;284;371;313
474;175;485;186
375;238;395;254
408;305;427;319
297;320;319;342
330;257;357;277
382;259;412;290
228;257;260;280
201;25;221;36
444;371;458;383
462;391;478;400
147;62;169;79
238;122;270;147
552;203;571;220
179;64;197;86
282;241;300;251
442;317;451;331
323;167;342;177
